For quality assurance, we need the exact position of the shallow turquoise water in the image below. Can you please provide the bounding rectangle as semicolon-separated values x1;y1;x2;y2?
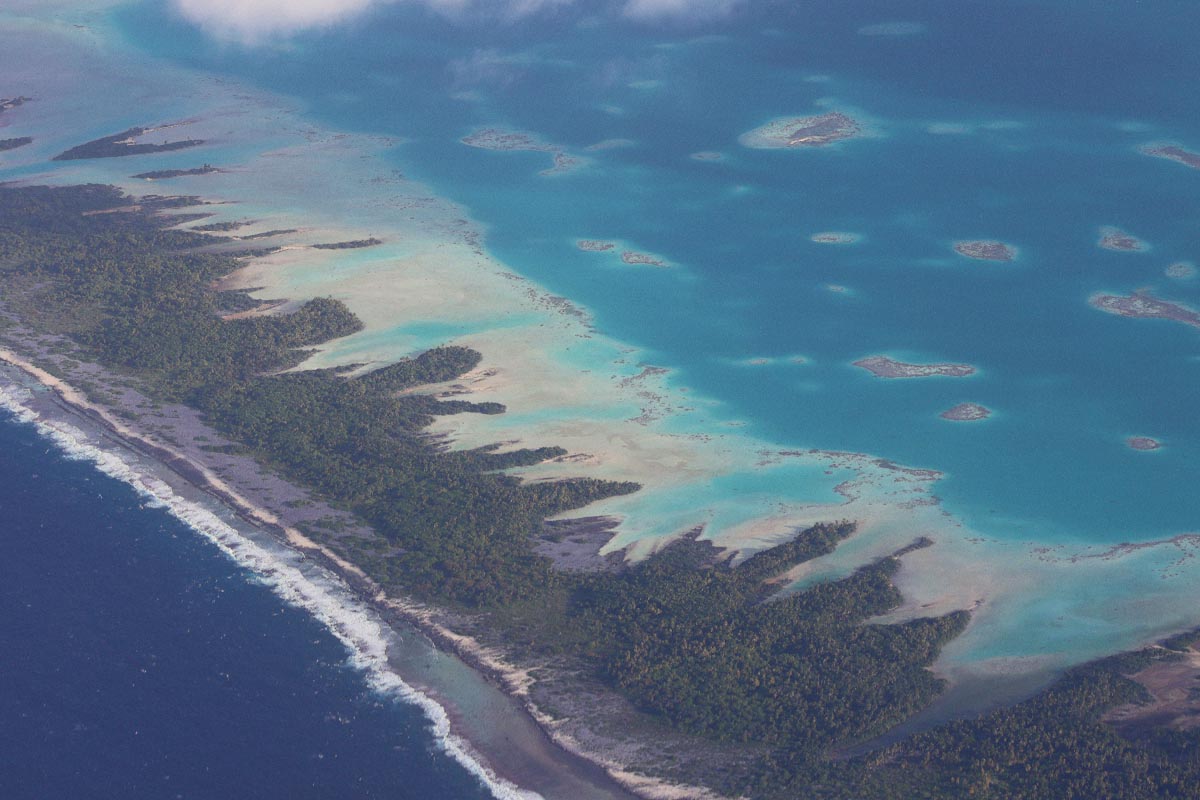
115;0;1200;549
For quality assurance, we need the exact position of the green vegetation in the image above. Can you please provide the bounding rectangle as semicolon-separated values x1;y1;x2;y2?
573;530;967;752
0;183;632;605
0;136;32;152
782;636;1200;800
132;164;220;179
53;126;204;161
4;183;1198;799
312;237;383;250
192;220;252;232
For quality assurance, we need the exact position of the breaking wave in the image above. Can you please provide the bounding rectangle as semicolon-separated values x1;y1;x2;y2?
0;381;542;800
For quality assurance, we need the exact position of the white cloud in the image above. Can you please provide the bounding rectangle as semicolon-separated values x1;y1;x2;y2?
172;0;744;40
621;0;743;21
172;0;391;39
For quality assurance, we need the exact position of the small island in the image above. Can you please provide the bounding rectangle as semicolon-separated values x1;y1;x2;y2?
540;151;584;176
740;111;861;149
940;403;991;421
53;125;205;161
1098;226;1148;252
1141;143;1200;170
577;239;616;252
690;151;724;161
811;231;862;245
853;355;976;378
462;127;584;176
0;95;32;114
953;240;1017;261
621;250;667;267
1126;436;1162;451
132;164;220;180
312;237;383;250
0;136;32;152
1089;290;1200;330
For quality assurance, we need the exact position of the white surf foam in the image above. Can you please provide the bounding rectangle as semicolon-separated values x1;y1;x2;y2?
0;381;542;800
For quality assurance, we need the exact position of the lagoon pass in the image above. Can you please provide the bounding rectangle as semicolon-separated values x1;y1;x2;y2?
3;1;1200;798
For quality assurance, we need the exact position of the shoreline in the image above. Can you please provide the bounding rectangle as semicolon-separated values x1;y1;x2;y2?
0;347;718;800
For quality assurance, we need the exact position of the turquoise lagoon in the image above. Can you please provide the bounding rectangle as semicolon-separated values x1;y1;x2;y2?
65;0;1200;683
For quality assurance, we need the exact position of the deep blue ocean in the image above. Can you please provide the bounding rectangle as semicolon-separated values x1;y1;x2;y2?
0;412;490;800
116;0;1200;545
